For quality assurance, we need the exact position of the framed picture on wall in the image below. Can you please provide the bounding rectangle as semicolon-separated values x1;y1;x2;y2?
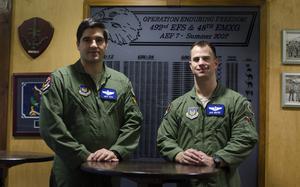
13;73;49;136
282;73;300;107
282;29;300;64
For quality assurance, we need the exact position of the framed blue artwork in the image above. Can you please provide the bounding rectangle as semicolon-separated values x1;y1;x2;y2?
13;73;49;136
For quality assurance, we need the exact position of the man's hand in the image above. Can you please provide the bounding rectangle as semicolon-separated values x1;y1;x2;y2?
87;148;119;162
175;149;214;167
175;149;203;165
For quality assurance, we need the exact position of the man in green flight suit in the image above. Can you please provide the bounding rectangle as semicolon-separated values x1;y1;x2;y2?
39;18;143;187
157;41;258;187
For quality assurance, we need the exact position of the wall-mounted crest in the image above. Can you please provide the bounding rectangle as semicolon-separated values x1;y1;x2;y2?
18;17;54;59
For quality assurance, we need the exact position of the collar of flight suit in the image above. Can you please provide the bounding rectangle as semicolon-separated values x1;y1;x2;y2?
188;82;226;102
73;60;112;87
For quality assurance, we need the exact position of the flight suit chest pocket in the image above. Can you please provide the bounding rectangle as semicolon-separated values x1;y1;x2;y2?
211;116;229;130
180;117;199;132
97;94;124;133
65;89;90;111
179;117;200;138
209;116;230;149
63;90;92;129
101;91;125;115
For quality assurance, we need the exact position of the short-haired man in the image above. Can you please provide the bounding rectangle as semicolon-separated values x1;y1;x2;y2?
157;41;258;187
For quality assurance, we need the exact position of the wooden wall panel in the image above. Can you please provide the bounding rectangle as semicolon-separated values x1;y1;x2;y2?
258;2;267;187
266;0;300;186
0;0;11;151
7;0;83;186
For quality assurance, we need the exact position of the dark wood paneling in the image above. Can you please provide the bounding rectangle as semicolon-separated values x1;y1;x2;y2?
0;0;11;150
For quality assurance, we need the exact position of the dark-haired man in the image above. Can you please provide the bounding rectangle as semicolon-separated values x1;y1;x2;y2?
40;18;143;187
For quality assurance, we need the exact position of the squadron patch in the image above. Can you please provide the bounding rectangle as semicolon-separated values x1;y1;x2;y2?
130;88;138;104
79;85;91;96
131;96;138;105
164;104;171;116
244;116;252;123
41;76;51;93
186;107;199;120
246;101;255;116
131;88;136;97
244;101;254;124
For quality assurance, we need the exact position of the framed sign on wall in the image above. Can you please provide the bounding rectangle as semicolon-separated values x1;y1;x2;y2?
13;73;49;136
282;72;300;107
84;4;260;187
282;29;300;64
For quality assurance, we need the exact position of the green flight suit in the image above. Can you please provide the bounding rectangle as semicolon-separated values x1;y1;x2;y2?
157;84;258;187
39;60;143;187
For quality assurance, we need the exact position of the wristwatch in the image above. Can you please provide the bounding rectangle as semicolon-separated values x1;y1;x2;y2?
213;155;222;168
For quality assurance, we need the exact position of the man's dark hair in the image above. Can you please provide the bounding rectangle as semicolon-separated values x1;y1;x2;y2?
76;17;108;43
190;41;217;58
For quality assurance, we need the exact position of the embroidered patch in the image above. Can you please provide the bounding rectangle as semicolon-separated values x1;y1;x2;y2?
79;85;91;96
131;87;136;97
244;116;252;123
164;104;171;116
99;88;117;100
206;104;225;116
246;101;255;116
41;76;51;93
186;107;199;120
129;87;138;105
131;96;138;105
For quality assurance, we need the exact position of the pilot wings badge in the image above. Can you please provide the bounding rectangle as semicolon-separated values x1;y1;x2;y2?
206;104;225;116
99;88;117;101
